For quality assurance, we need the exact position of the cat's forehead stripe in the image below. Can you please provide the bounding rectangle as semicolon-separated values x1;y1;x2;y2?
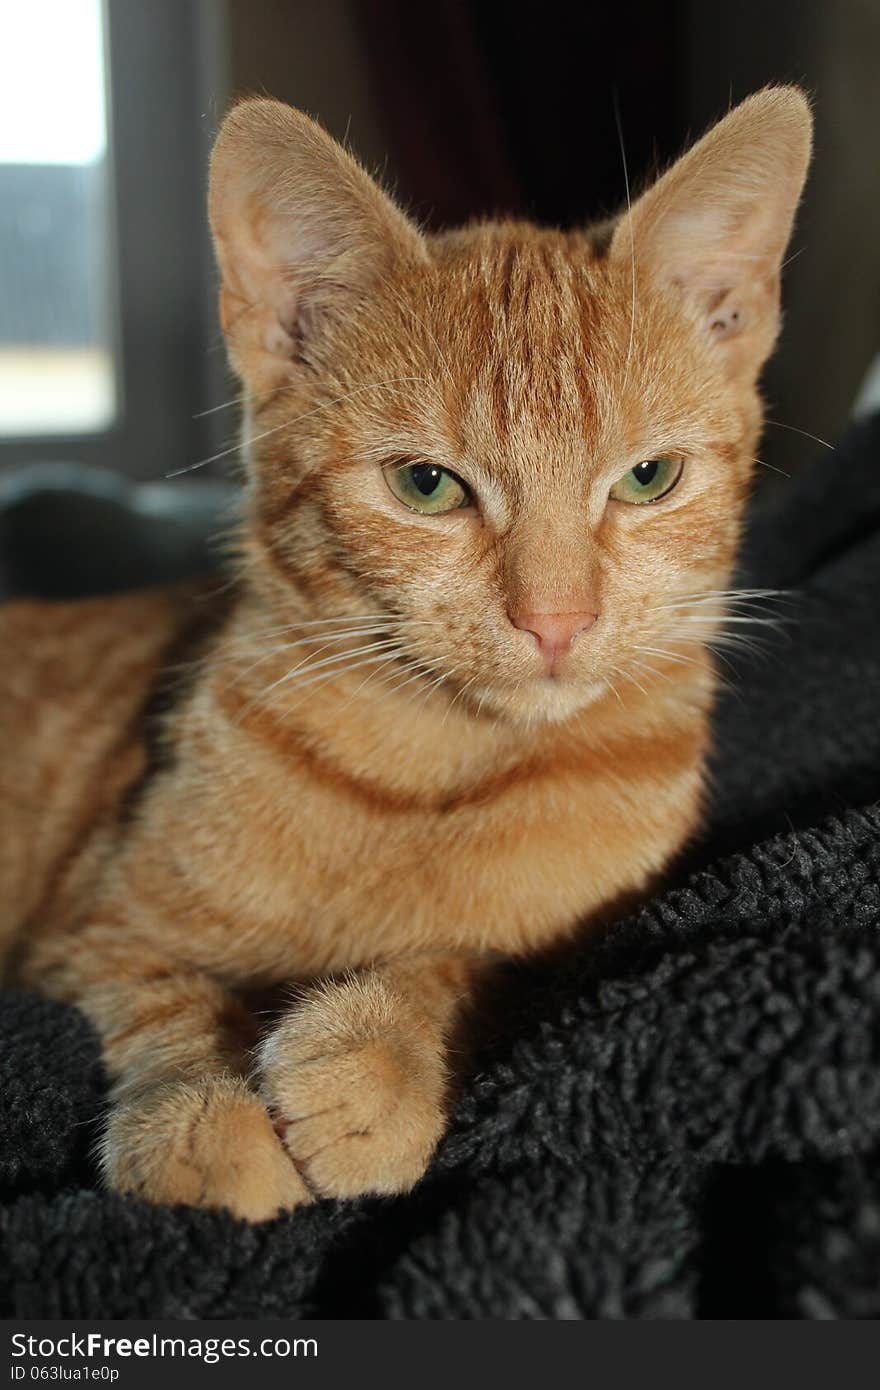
441;235;606;455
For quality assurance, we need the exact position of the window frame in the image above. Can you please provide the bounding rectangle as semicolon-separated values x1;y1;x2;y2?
0;0;230;483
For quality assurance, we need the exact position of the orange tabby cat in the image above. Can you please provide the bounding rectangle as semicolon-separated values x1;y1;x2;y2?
0;88;811;1220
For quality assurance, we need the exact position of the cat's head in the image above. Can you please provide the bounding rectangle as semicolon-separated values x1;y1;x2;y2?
209;88;811;725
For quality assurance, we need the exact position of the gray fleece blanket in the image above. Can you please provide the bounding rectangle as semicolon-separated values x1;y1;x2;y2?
2;413;880;1318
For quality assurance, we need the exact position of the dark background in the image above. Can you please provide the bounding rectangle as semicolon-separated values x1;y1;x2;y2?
224;0;880;478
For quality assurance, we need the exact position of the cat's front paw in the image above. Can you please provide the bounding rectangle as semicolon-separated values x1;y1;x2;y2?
259;974;447;1199
102;1075;311;1221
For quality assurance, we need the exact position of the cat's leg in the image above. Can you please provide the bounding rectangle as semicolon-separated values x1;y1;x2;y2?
258;954;480;1200
22;921;310;1221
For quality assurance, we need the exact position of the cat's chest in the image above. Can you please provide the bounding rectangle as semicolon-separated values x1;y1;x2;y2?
187;737;700;977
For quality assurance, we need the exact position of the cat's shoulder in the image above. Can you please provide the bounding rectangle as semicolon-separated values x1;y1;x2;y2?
0;581;230;707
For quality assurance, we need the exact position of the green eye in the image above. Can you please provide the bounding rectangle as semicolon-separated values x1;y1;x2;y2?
385;461;470;515
609;457;684;505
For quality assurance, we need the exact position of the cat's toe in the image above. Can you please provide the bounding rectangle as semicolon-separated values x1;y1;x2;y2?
260;989;447;1199
267;1040;445;1198
103;1075;311;1221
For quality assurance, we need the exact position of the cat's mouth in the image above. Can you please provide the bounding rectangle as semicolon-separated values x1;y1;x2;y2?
532;674;609;715
459;669;611;725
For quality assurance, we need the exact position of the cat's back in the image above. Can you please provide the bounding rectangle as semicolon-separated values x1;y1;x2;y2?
0;587;212;956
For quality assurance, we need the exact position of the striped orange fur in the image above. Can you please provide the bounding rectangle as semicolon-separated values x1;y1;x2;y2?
0;89;811;1219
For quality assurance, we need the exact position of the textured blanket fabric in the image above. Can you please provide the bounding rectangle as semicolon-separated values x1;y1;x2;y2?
2;414;880;1319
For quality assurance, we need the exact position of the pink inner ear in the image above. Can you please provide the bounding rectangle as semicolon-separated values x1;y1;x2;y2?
706;288;742;339
261;282;308;361
709;307;742;339
264;319;300;358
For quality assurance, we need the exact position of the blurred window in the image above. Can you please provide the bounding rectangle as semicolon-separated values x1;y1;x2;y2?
0;0;116;437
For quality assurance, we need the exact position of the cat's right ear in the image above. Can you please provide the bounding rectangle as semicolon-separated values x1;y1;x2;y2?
209;99;426;388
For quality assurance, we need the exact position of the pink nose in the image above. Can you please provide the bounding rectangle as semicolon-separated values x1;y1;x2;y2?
510;610;597;670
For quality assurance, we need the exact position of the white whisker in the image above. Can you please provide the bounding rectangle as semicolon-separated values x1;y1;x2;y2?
283;650;405;703
603;677;624;707
372;656;435;698
250;613;403;635
635;645;705;669
252;638;401;709
635;642;736;690
386;658;445;700
168;375;429;478
604;666;628;707
193;381;294;420
630;658;670;684
224;626;402;693
339;649;416;709
764;419;834;451
414;665;454;712
441;674;479;727
651;588;790;610
751;456;791;479
222;614;439;658
666;614;785;628
620;667;650;698
613;94;637;390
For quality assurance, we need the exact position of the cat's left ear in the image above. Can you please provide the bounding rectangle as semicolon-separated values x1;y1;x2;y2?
209;99;427;388
610;86;812;381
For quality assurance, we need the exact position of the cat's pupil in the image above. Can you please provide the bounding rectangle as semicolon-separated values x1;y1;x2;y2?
410;464;442;496
633;461;659;487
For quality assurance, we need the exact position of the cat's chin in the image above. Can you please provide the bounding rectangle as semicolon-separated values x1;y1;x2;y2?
465;677;610;728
